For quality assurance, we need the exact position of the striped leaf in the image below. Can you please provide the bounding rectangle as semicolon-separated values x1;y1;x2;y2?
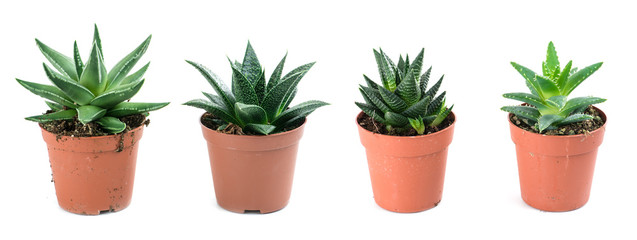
363;74;379;89
262;70;307;121
420;66;432;94
425;75;443;98
377;85;408;112
107;35;152;89
384;111;409;127
359;86;391;113
241;41;262;84
77;105;106;124
35;39;79;80
16;79;76;108
45;101;64;111
272;100;328;126
43;63;95;105
374;49;396;91
230;65;258;105
427;91;446;115
401;96;430;118
107;102;169;118
355;102;385;123
25;109;77;123
186;60;235;111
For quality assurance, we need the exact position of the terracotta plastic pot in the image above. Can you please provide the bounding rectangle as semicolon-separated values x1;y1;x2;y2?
509;108;606;212
201;117;306;213
41;125;144;215
357;111;455;213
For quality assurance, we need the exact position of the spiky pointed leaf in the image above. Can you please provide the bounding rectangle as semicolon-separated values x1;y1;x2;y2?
272;100;328;126
93;24;103;59
562;97;606;116
186;60;236;111
563;62;603;95
356;102;385;123
107;102;169;118
401;96;430;118
556;60;572;90
431;104;453;127
45;101;64;111
501;105;541;120
43;63;95;105
363;74;380;89
546;42;560;75
420;66;432;94
97;116;126;133
35;39;79;80
230;64;258;105
76;105;106;124
90;80;144;109
374;49;396;91
184;99;239;125
25;109;76;123
262;69;309;121
107;35;152;89
511;62;543;98
267;52;287;91
73;41;84;78
502;92;545;108
243;124;276;135
384;111;409;127
254;70;266;102
546;95;567;109
537;114;564;132
16;79;76;108
559;114;594;126
235;102;268;125
119;62;150;86
241;41;262;84
80;42;108;95
359;86;391;113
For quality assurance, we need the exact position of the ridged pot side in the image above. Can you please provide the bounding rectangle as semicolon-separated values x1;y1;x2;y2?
201;117;306;214
509;107;606;212
41;125;144;215
357;111;455;213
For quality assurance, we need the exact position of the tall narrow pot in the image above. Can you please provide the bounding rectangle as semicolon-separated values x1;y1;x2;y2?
357;112;455;213
201;117;306;214
509;108;606;212
41;125;144;215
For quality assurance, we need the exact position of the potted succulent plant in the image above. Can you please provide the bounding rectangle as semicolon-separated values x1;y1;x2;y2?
355;48;455;213
185;42;328;213
17;25;169;215
501;42;606;212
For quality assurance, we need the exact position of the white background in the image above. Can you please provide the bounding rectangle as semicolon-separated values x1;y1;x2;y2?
1;0;635;239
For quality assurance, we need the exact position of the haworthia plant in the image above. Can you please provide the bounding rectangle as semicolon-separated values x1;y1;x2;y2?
355;48;453;135
185;41;328;135
17;25;169;133
501;41;605;133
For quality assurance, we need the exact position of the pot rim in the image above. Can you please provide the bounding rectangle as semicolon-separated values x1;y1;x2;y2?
199;113;307;138
355;111;456;139
507;105;607;138
39;121;145;139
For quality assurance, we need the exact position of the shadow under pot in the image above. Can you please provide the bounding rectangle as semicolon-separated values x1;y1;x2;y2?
508;107;607;212
200;115;306;214
357;111;456;213
41;125;145;215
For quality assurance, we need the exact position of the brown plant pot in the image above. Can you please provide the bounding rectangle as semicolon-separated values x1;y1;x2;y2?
41;125;144;215
200;117;306;214
509;107;607;212
357;111;456;213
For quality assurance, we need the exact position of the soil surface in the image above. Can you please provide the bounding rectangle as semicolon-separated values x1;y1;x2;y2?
201;112;303;135
40;112;149;137
510;106;605;135
357;113;455;136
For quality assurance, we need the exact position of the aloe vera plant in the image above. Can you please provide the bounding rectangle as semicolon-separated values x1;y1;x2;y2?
185;42;328;135
17;25;169;133
355;48;453;135
501;42;605;133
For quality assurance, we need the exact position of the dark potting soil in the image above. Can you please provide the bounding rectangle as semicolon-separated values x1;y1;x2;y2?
40;113;149;137
200;112;304;136
510;106;605;136
357;112;455;136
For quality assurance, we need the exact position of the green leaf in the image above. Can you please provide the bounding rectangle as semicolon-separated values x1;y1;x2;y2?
401;96;430;118
408;117;425;135
420;66;432;94
96;116;126;133
43;63;95;105
262;70;309;121
431;104;453;127
241;41;262;84
202;92;227;107
545;95;567;109
427;91;446;115
535;74;560;98
90;80;144;109
397;55;406;75
45;101;64;111
107;102;169;118
107;35;152;89
184;99;239;125
186;60;236;111
243;123;276;135
235;102;268;125
16;79;76;108
267;53;287;91
559;114;594;125
272;100;328;126
511;62;542;98
502;92;545;108
73;41;84;78
562;97;606;116
395;53;422;105
381;49;399;85
279;88;297;114
377;85;408;112
76;105;106;124
119;62;150;86
254;70;266;102
424;75;443;98
363;74;380;89
80;43;108;95
384;111;409;127
374;49;396;91
355;102;385;123
404;48;424;86
501;106;541;120
359;86;391;113
230;64;258;105
545;42;560;75
25;109;76;123
556;60;572;90
563;62;603;95
281;62;315;83
542;62;549;77
93;24;103;60
537;114;564;132
35;39;79;81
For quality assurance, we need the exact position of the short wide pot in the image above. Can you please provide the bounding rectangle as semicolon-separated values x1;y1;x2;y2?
201;118;306;214
357;111;455;213
41;125;144;215
509;109;606;212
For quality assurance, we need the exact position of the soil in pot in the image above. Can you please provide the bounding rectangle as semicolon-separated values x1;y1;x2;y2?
41;114;148;215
